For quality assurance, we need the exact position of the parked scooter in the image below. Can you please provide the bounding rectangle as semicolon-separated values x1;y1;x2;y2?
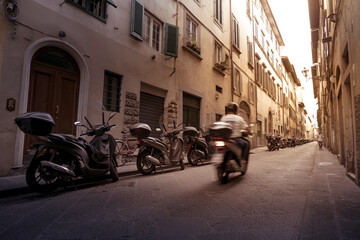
266;135;279;151
15;106;119;193
130;118;185;175
209;122;250;184
183;126;208;166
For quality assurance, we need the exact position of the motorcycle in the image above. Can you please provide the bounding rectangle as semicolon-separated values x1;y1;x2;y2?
318;141;323;149
183;126;209;166
209;122;250;184
266;135;279;151
15;106;119;193
130;118;185;175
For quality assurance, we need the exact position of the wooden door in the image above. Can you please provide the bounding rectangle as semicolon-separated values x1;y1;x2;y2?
24;47;80;155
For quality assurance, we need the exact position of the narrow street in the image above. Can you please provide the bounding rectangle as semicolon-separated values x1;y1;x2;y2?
1;142;360;240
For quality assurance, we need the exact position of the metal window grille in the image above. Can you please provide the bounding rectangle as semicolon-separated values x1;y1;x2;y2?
103;71;122;112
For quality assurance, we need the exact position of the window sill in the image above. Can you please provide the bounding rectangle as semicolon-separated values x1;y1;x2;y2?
232;45;241;55
213;66;226;76
182;46;203;60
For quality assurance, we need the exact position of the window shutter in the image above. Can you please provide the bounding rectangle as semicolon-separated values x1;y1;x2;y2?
130;0;144;41
239;72;243;94
164;23;179;58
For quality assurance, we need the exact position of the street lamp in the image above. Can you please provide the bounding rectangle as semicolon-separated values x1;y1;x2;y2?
301;67;327;81
301;67;309;80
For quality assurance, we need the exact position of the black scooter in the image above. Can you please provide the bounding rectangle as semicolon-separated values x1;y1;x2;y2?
183;126;209;166
15;108;118;193
130;120;185;175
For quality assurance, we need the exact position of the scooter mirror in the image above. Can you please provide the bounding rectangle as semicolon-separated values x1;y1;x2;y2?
74;121;85;127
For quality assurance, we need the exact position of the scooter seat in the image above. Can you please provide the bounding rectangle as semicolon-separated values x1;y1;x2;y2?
49;133;87;148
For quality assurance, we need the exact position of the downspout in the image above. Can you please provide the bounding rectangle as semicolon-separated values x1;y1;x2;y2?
229;0;234;102
251;0;258;146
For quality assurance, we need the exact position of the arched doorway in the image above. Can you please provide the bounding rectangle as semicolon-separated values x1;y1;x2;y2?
238;101;250;123
24;47;80;154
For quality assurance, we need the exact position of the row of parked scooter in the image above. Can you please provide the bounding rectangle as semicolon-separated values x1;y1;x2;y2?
265;135;313;151
14;104;250;193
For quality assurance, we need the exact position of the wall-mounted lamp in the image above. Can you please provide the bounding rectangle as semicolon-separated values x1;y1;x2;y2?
58;31;66;38
302;67;327;81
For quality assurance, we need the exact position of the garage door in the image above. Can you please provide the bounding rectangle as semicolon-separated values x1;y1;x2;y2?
139;92;164;137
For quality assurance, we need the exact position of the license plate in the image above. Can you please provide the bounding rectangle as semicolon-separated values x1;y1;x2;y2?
211;153;224;164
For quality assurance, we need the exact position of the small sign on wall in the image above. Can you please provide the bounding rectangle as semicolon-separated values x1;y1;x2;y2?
6;98;16;112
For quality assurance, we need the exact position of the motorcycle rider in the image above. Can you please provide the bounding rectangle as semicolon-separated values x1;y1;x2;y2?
220;102;250;171
318;133;323;149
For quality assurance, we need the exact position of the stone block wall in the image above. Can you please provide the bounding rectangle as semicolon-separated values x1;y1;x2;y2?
124;92;139;130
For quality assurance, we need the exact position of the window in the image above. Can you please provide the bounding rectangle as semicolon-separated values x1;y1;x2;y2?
247;37;253;67
234;68;242;95
186;16;198;43
233;16;240;50
215;0;222;25
143;12;162;52
67;0;107;20
103;71;122;112
254;20;259;40
216;85;223;93
215;42;222;63
246;0;251;18
249;82;255;103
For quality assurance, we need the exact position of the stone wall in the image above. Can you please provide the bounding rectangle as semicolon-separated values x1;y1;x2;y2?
167;101;177;129
123;92;139;130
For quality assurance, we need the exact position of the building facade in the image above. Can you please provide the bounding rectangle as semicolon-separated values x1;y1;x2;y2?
308;0;360;185
0;0;314;176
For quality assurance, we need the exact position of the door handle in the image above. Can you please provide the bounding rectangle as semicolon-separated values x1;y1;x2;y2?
55;105;59;119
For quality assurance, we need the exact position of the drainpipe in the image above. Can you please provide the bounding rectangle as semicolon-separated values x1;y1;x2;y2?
251;0;258;146
229;0;234;102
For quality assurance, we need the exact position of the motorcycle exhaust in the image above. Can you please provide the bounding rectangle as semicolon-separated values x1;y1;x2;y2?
40;161;75;177
145;155;161;166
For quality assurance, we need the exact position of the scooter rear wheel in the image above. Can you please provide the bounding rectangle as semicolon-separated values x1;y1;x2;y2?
26;154;63;193
136;150;156;175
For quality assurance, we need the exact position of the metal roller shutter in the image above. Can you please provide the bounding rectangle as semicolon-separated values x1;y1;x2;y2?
140;92;164;137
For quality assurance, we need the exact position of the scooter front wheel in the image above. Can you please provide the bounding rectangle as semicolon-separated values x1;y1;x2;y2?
180;158;185;170
136;150;155;175
26;154;63;193
109;157;119;182
217;166;229;184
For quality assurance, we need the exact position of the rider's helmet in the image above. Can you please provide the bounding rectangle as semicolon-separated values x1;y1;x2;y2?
225;102;239;115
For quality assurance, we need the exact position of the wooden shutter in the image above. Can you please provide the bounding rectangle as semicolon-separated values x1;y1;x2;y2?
164;23;179;58
130;0;144;41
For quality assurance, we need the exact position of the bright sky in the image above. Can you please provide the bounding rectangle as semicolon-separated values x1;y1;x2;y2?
268;0;318;124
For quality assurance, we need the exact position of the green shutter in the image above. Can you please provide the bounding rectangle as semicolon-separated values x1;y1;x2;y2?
164;23;179;58
130;0;143;41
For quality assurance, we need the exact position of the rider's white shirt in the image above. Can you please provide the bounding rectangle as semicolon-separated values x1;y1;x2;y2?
318;134;323;142
220;114;248;138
